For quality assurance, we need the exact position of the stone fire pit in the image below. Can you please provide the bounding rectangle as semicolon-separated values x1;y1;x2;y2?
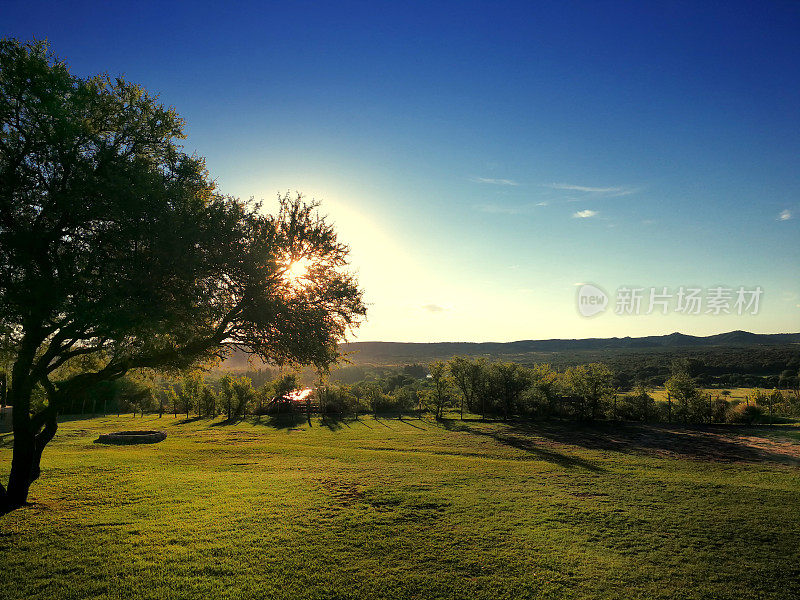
95;430;167;445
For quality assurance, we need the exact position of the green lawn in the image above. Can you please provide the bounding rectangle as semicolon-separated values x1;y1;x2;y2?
1;414;799;600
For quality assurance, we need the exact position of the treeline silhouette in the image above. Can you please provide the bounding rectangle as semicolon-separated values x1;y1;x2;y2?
27;356;800;427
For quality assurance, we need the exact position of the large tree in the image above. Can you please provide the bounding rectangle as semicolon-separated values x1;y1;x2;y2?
0;39;365;513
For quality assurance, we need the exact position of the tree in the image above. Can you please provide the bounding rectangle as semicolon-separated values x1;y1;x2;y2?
230;376;255;419
448;356;483;420
219;374;235;420
490;362;531;420
665;364;701;423
565;363;614;421
755;389;783;422
427;361;450;419
199;385;217;417
172;373;202;419
521;363;559;417
0;40;365;513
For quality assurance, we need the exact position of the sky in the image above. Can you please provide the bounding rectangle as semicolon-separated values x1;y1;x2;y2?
3;1;799;342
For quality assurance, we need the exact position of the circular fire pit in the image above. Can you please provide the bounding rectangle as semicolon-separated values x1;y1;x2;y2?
95;430;167;445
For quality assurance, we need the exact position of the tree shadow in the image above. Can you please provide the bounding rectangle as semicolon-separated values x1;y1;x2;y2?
321;413;358;431
438;418;605;472
457;419;800;466
177;416;206;425
354;415;373;429
245;412;309;430
398;415;427;430
371;417;395;429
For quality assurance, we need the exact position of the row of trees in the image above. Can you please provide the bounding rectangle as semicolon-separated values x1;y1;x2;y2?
316;357;800;424
35;372;303;421
17;357;796;427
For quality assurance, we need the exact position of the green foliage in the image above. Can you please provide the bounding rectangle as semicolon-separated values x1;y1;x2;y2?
390;384;420;412
271;374;299;401
427;361;450;419
726;403;764;424
565;363;615;420
340;339;800;390
170;373;202;418
217;374;255;419
448;356;484;418
199;386;217;417
0;38;365;506
218;374;234;419
665;363;703;423
230;376;255;419
617;382;656;422
519;363;560;417
316;384;362;415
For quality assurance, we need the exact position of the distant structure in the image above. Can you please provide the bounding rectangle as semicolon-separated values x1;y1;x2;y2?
0;406;11;432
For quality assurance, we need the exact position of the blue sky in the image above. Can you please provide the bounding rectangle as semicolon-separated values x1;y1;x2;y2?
3;1;799;341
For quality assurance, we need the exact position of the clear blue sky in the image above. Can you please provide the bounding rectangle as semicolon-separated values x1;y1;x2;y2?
3;1;799;341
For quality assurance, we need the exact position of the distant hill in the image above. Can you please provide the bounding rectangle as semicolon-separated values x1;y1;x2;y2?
220;330;800;369
338;331;800;363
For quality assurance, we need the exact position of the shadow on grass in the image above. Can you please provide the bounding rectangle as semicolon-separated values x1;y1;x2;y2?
445;419;800;465
244;412;311;431
177;416;206;425
354;415;373;429
398;415;427;430
321;414;355;431
438;418;605;472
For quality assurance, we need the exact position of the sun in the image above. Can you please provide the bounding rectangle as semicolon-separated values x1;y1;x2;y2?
284;257;312;286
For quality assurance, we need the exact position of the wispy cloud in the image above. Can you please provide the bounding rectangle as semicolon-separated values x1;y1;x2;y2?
573;209;598;218
779;209;792;221
471;177;518;186
421;303;448;313
475;202;546;215
547;182;637;197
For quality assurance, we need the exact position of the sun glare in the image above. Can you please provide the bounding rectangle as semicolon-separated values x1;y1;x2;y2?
284;257;312;286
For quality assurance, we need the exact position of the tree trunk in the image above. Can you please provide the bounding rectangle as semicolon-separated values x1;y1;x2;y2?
5;431;35;510
2;343;38;513
29;410;58;484
667;393;672;423
4;406;58;511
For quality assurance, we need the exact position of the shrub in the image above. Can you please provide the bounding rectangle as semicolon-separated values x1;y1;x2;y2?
370;389;402;413
617;392;656;422
726;403;763;424
390;385;420;412
317;385;362;415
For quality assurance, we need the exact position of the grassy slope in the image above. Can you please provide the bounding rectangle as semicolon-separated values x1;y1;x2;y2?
1;415;799;600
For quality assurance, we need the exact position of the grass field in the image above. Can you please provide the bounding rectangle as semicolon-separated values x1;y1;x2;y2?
1;414;799;600
648;387;771;403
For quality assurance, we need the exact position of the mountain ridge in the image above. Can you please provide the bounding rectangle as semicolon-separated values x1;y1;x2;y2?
220;331;800;369
338;330;800;360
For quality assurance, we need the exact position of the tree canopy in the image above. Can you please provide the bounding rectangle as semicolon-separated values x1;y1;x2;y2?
0;39;365;511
